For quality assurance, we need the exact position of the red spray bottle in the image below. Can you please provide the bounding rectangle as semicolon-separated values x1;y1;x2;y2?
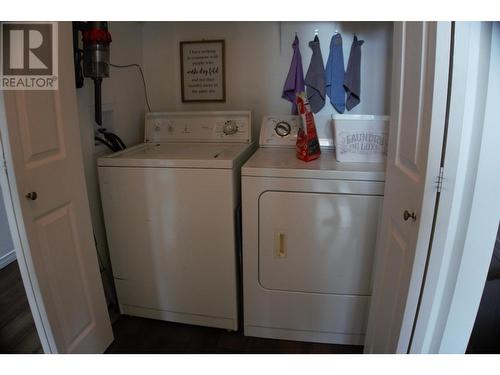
295;93;321;162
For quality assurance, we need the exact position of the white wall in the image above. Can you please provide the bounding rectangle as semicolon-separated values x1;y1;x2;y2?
76;21;145;305
142;22;393;141
0;187;15;269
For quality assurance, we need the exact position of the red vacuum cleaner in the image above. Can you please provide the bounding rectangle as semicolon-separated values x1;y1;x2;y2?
73;22;126;152
82;21;112;126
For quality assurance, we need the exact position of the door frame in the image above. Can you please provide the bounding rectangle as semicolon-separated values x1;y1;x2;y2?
410;22;500;353
0;91;52;353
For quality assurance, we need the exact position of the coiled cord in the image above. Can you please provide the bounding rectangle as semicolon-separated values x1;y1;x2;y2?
95;128;127;153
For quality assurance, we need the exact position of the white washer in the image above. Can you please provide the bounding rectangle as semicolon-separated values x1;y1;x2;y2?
98;111;254;331
242;115;385;344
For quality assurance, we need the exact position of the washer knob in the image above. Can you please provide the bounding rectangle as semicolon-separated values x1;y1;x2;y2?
223;120;238;135
275;121;291;137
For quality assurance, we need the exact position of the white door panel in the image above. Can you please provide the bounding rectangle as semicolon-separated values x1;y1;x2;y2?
397;22;428;176
0;22;113;353
259;191;382;295
370;221;412;351
17;91;65;166
364;22;451;353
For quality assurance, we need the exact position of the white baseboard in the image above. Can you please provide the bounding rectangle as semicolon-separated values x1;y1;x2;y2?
244;325;365;346
0;249;16;269
120;304;237;331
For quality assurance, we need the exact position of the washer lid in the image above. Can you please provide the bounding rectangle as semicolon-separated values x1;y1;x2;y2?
98;142;251;169
242;148;386;181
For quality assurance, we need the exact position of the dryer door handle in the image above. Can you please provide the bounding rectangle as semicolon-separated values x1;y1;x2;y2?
275;232;287;258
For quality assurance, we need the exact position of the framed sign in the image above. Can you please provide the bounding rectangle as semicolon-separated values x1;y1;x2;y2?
180;40;226;102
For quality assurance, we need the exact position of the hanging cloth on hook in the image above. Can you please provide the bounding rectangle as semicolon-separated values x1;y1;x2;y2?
304;35;326;113
282;35;305;115
325;32;346;113
344;35;364;111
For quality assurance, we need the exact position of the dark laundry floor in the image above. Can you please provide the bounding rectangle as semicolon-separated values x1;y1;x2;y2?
466;224;500;354
1;258;360;354
105;315;363;354
106;315;363;354
0;261;42;354
3;254;498;354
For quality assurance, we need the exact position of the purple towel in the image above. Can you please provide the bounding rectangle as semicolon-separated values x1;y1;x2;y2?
282;36;305;115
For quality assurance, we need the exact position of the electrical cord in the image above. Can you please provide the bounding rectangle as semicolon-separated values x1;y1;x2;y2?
94;126;126;153
91;61;152;153
110;131;127;150
96;128;127;152
94;136;116;152
95;128;126;152
107;62;152;112
99;129;121;150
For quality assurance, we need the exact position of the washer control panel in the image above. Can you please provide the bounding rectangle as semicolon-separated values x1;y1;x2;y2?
145;111;251;143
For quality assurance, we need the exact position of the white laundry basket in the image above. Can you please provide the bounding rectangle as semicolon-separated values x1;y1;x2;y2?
332;115;389;163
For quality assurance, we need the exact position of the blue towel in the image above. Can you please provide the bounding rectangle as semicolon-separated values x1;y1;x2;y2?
344;35;364;111
305;35;326;113
282;36;305;115
325;33;345;114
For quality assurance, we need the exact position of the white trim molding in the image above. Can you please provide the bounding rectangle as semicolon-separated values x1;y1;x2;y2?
0;249;16;269
410;21;500;353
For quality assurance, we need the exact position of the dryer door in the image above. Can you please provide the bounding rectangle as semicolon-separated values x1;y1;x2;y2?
259;191;383;295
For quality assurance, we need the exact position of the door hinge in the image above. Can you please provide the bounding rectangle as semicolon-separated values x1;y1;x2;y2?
436;166;444;193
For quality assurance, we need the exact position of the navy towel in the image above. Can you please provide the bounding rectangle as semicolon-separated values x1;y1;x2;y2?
325;33;345;113
344;35;364;111
304;35;326;113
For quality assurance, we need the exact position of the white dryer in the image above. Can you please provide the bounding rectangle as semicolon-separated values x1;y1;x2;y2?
242;115;385;345
98;111;254;331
